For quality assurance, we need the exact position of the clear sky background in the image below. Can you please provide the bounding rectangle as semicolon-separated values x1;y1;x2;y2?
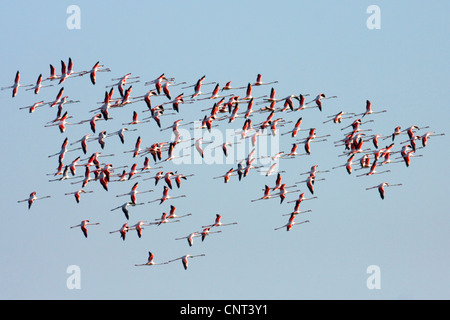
1;1;449;300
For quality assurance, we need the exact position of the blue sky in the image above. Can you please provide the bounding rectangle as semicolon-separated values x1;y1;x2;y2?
1;1;449;300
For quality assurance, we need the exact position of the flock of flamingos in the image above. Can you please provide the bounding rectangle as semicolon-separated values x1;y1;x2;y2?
6;58;444;269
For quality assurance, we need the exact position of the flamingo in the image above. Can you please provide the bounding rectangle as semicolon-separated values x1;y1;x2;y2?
202;214;237;228
122;111;151;126
110;85;137;107
200;227;222;242
284;143;308;158
25;74;53;94
153;141;191;165
78;61;111;85
82;151;115;168
98;90;112;120
281;95;302;112
281;117;305;137
359;154;371;168
296;175;326;195
340;118;374;133
298;165;329;177
241;157;264;178
160;81;186;100
2;71;32;97
332;154;356;174
135;251;170;266
357;100;387;118
48;136;69;162
166;205;191;220
97;164;114;191
128;221;150;238
150;212;181;226
240;119;256;140
260;162;279;176
143;142;167;163
274;214;310;231
161;171;175;189
253;74;278;86
228;103;241;123
221;81;246;91
45;87;65;108
70;134;93;154
70;166;93;188
116;182;153;205
48;165;82;182
251;185;274;202
400;134;422;152
356;160;390;177
404;125;429;140
65;189;93;203
398;145;423;167
111;201;145;220
235;161;246;181
298;128;330;154
240;83;267;101
160;119;187;134
213;168;236;183
240;98;256;119
173;173;193;188
366;182;402;200
68;156;83;176
379;144;395;164
306;93;337;112
93;131;107;150
421;132;445;147
126;163;141;181
109;223;130;241
19;100;46;113
51;95;80;116
113;127;137;144
133;90;158;111
142;109;166;128
17;191;51;209
144;73;171;93
269;118;287;136
75;113;104;133
58;59;70;84
194;138;208;158
70;220;100;238
266;172;292;192
216;141;234;157
168;254;206;270
123;136;142;158
175;232;201;247
286;192;317;211
271;173;284;192
107;73;140;96
44;64;59;82
388;126;407;141
183;75;216;99
196;83;228;101
260;87;281;105
140;157;161;174
143;170;165;185
46;162;65;178
294;94;312;111
147;186;186;205
367;134;386;149
161;93;193;113
323;111;355;124
277;184;301;204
